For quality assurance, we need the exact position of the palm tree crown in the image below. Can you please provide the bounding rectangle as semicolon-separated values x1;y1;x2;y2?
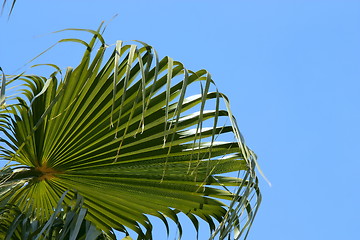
0;25;261;239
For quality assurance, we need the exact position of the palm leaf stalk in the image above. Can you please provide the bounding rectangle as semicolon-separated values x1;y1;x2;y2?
0;26;261;239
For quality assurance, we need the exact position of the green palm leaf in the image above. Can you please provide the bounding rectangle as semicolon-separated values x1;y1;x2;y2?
0;189;110;239
0;27;261;239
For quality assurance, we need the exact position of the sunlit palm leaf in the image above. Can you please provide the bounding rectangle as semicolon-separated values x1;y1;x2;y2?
0;27;260;239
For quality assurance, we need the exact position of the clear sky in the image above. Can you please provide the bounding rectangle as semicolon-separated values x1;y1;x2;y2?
1;1;360;239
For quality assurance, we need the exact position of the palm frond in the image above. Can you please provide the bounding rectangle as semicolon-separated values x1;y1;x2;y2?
0;188;110;239
0;27;261;239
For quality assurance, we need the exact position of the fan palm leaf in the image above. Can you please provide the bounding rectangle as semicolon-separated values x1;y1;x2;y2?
0;27;261;239
0;189;110;240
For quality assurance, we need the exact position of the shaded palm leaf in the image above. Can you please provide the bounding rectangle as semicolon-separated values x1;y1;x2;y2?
0;188;111;240
0;27;260;239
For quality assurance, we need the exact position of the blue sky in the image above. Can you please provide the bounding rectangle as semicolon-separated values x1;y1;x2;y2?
1;1;360;239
